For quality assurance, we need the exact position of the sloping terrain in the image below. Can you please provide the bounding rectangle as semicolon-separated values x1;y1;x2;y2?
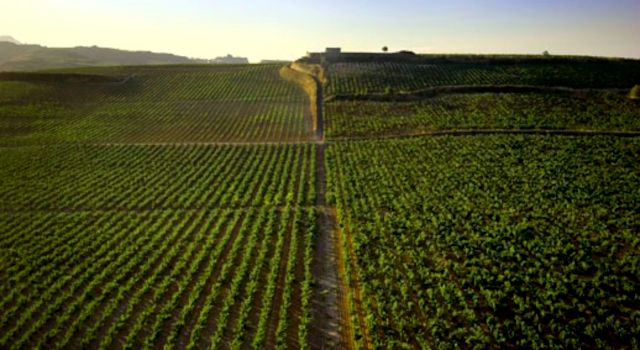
0;42;198;71
325;57;640;96
317;56;640;139
0;64;313;145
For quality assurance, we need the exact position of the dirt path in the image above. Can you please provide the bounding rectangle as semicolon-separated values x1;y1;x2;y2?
314;76;324;142
309;144;355;350
304;60;357;348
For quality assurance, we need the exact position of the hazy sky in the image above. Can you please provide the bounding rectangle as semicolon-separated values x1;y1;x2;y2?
2;0;639;62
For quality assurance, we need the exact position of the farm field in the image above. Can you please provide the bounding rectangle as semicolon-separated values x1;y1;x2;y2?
0;64;311;146
0;143;316;349
0;144;315;211
1;54;640;350
326;59;640;96
325;91;640;138
327;135;640;348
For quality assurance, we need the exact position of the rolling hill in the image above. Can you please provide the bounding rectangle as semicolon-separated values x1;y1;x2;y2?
0;41;204;71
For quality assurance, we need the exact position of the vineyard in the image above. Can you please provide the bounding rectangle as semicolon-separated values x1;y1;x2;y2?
327;135;640;348
0;143;317;349
2;54;640;349
0;64;311;146
326;91;640;138
0;144;315;211
326;60;640;96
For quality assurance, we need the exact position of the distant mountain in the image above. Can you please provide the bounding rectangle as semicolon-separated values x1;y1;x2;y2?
0;42;210;71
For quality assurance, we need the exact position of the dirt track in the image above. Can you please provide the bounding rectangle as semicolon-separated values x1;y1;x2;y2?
309;144;355;350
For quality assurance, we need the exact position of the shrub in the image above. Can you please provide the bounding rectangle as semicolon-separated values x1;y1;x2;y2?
629;85;640;100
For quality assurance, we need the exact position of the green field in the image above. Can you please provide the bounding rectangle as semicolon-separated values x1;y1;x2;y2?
0;144;316;349
327;135;640;348
326;59;640;96
326;91;640;138
0;144;314;211
0;65;311;145
1;56;639;349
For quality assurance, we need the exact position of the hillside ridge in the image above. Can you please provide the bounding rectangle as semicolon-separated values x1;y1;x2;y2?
0;42;210;71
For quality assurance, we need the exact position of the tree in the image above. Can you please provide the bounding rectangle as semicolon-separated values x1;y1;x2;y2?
382;46;389;53
542;50;550;56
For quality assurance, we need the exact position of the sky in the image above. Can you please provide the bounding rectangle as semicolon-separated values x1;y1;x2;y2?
1;0;639;62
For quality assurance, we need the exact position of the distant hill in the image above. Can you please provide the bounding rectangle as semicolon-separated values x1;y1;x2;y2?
0;36;20;45
0;41;208;71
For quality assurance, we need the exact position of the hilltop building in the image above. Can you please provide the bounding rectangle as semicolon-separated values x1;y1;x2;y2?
303;47;419;64
211;54;249;64
325;47;341;60
306;47;342;62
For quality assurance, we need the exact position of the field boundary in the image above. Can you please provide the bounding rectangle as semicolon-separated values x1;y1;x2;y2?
330;128;640;142
0;72;125;83
2;128;639;150
0;141;321;149
325;85;629;102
